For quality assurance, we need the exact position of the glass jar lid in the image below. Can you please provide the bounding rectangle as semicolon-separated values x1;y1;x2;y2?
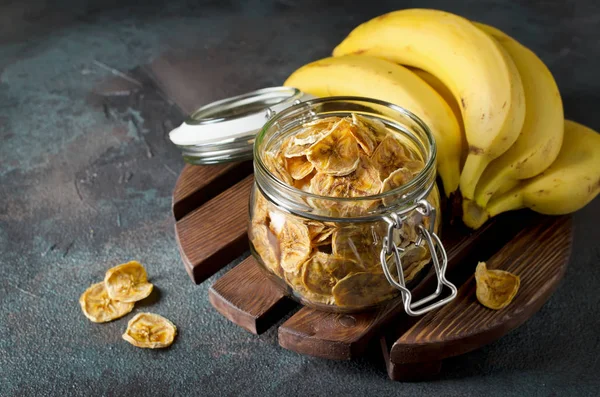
168;87;314;164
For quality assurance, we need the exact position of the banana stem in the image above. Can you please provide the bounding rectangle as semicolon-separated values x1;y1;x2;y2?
460;154;490;199
487;189;525;217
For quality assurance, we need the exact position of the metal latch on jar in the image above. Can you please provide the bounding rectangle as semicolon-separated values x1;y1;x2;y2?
379;199;458;316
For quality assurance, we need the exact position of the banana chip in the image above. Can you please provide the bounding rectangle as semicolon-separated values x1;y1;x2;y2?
310;156;382;212
381;167;415;206
104;261;153;303
371;135;411;180
475;262;520;310
352;114;389;145
401;244;431;282
301;252;338;295
332;226;378;269
122;313;177;349
79;282;134;323
279;219;311;273
264;151;294;185
250;223;281;274
252;189;269;225
286;155;314;180
349;114;377;155
307;118;360;176
306;221;334;246
332;272;397;307
293;170;316;192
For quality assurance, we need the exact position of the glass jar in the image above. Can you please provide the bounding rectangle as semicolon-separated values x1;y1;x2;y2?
249;97;456;314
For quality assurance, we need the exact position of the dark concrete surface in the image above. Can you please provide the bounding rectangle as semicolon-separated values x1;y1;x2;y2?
1;0;599;396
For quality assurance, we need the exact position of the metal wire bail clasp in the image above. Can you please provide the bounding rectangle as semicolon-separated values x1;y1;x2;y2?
380;199;458;316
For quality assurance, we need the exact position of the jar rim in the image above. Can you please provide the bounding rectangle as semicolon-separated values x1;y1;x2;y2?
253;97;437;217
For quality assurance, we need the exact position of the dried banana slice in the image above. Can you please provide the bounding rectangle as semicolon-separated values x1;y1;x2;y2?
371;135;411;180
332;272;396;307
307;118;360;176
79;282;134;323
252;189;269;225
279;218;311;273
249;223;281;274
352;114;389;146
122;313;177;349
350;114;378;155
404;159;425;175
310;156;382;198
264;151;294;185
475;262;520;310
332;226;378;269
310;157;382;216
381;167;413;206
104;261;153;303
401;244;431;282
301;252;339;295
286;155;314;180
293;170;315;192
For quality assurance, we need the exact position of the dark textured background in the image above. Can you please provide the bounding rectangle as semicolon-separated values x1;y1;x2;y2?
1;1;599;396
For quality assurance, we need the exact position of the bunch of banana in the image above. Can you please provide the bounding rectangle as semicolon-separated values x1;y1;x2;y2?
284;8;600;228
463;120;600;228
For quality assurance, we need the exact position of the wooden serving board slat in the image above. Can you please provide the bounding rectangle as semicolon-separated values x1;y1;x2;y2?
209;256;294;334
175;174;253;283
173;162;253;221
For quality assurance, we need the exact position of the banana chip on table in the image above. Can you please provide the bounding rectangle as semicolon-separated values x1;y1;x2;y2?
279;218;312;273
307;118;360;176
79;282;135;323
475;262;520;310
104;261;154;303
332;272;397;307
122;313;177;349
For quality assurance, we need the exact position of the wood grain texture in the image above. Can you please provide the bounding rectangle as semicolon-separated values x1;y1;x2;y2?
175;175;253;284
172;162;253;221
209;256;295;334
389;216;572;366
278;213;530;360
380;335;442;382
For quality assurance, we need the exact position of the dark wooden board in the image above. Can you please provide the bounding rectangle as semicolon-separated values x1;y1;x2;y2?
384;215;572;381
172;164;573;380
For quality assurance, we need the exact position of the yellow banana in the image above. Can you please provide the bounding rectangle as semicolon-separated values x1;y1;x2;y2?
284;55;462;196
409;67;467;167
463;120;600;229
333;9;526;199
472;23;564;208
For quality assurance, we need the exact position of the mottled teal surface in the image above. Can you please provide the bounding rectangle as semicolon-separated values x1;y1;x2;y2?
1;1;599;396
